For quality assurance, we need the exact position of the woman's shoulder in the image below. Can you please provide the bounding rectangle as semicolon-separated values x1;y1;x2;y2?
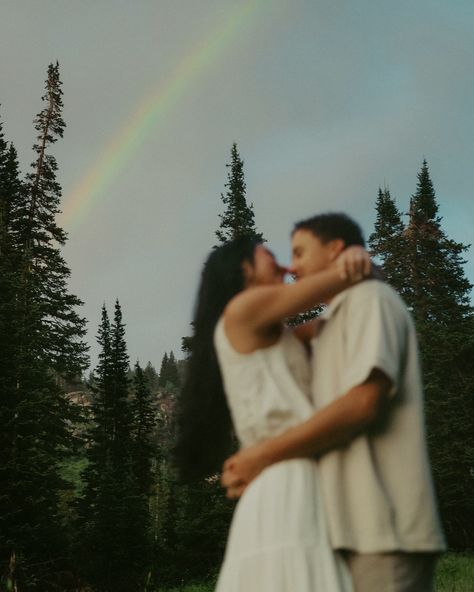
214;315;253;359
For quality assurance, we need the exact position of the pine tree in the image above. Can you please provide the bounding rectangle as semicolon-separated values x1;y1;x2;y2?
16;62;88;375
0;66;88;588
79;303;150;591
152;383;234;587
109;300;132;462
215;143;263;244
368;187;408;294
0;124;22;401
109;302;150;588
167;351;180;387
158;352;169;388
132;361;155;497
128;363;156;586
369;161;474;548
404;161;474;548
76;305;111;587
16;63;89;427
0;119;26;591
183;145;265;354
405;160;472;325
0;126;22;258
158;351;181;390
143;360;159;391
154;476;234;586
0;126;23;393
181;322;194;358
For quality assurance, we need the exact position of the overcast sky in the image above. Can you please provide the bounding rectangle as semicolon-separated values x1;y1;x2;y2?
1;0;473;371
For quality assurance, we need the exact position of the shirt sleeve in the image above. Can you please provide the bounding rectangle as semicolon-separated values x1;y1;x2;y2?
341;289;407;396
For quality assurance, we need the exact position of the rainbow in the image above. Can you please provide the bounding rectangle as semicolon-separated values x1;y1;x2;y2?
61;0;272;231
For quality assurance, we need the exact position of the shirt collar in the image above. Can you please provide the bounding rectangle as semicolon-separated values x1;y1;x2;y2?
319;287;351;320
319;279;380;321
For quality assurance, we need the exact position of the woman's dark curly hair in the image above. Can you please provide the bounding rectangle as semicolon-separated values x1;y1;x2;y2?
173;236;262;481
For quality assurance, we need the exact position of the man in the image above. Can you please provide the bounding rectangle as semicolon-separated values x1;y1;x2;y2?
221;213;445;592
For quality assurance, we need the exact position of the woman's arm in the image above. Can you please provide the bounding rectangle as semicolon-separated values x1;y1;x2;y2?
226;247;370;331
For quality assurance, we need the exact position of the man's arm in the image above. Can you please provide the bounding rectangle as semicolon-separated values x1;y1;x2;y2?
221;368;392;498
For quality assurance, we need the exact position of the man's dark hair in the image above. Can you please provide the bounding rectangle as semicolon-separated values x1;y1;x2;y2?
293;212;365;247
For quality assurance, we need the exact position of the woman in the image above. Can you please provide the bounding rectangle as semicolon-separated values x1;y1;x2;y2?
174;236;369;591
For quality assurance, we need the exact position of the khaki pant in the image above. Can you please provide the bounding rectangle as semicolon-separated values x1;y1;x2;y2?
342;551;438;592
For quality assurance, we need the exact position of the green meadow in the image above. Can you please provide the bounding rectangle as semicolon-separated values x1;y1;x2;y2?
157;554;474;592
435;554;474;592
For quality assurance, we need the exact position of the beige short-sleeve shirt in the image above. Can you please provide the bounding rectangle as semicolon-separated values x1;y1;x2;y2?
311;280;445;553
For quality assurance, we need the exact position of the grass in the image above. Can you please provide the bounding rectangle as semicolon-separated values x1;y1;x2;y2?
435;553;474;592
157;554;474;591
158;585;214;592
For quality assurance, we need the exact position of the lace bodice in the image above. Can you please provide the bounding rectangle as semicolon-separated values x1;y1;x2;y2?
214;318;313;448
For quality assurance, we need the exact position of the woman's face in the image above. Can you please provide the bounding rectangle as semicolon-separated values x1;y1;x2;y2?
243;245;287;287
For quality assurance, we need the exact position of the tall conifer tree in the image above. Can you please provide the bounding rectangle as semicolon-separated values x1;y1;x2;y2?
132;361;155;497
0;124;23;392
368;187;408;294
0;123;22;396
405;161;474;547
405;160;472;325
167;351;180;388
158;351;181;389
109;300;132;462
369;161;474;547
80;302;150;591
183;144;265;353
0;119;26;590
143;360;159;391
215;143;263;244
158;351;169;388
0;66;88;588
15;62;88;375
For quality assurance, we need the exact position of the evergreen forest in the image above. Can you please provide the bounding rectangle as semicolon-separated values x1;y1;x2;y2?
0;64;473;591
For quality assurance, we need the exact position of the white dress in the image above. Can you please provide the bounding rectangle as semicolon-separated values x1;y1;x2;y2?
214;319;352;592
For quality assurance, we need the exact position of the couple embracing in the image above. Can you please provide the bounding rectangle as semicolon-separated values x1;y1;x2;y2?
175;213;445;592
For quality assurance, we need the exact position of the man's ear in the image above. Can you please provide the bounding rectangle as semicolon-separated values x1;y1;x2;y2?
328;238;346;261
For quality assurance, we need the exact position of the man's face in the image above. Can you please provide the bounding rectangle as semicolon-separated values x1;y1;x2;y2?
290;229;343;279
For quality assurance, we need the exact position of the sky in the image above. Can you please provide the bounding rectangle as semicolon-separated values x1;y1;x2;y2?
1;0;473;371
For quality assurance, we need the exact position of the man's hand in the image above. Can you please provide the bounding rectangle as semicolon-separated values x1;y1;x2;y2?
221;369;393;499
221;443;270;499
